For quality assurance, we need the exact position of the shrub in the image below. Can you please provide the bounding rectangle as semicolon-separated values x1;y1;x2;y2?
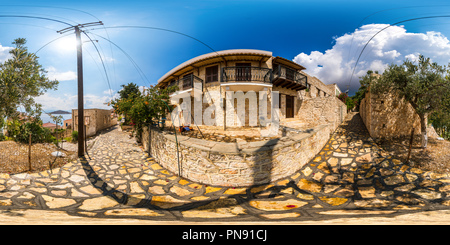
72;131;78;142
6;120;53;143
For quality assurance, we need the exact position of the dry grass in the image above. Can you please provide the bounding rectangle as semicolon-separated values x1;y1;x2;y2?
378;136;450;173
0;141;77;174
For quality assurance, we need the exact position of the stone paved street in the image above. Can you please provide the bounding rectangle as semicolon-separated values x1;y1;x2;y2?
1;112;450;224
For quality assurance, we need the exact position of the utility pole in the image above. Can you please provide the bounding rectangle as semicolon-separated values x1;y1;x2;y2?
57;22;103;157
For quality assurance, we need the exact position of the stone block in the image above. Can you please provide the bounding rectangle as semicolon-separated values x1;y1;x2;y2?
210;142;239;153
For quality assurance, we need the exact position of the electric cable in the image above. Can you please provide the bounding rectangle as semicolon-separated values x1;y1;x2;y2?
82;31;113;99
89;25;219;56
88;32;151;87
349;15;450;89
0;14;72;26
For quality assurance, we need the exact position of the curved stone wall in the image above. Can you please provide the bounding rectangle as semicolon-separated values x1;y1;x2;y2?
142;124;332;187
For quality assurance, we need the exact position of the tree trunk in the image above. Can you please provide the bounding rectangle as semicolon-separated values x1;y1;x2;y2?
419;113;428;148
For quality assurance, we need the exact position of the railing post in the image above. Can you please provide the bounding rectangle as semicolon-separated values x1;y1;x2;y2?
221;67;225;83
28;133;32;171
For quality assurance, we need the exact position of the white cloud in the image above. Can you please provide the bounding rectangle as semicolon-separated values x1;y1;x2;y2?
84;93;113;109
46;66;77;81
35;90;113;115
103;88;115;95
0;45;12;63
293;24;450;94
35;93;77;112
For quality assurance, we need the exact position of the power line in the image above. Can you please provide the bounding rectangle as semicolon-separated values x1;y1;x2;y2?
89;25;219;56
0;22;58;32
348;14;450;90
89;32;151;87
0;14;72;26
345;5;450;92
7;4;119;90
82;31;113;99
0;4;102;22
88;25;222;89
57;21;104;157
35;33;73;54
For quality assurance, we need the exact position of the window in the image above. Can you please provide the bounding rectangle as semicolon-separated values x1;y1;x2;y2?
205;65;218;83
183;73;193;89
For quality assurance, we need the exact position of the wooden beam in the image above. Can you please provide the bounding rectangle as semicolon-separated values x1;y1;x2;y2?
280;80;292;88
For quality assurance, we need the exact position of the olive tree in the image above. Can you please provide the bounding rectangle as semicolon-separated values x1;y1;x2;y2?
0;38;58;122
371;55;450;148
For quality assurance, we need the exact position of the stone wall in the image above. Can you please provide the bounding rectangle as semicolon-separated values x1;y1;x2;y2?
167;80;346;130
295;94;347;131
72;109;117;137
142;123;333;187
359;91;421;139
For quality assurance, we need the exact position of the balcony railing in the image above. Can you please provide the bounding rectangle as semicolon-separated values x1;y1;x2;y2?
272;65;307;90
168;74;203;91
221;66;272;83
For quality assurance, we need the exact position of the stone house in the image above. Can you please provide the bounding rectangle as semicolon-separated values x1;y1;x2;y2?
147;49;348;187
42;122;57;132
63;119;72;130
157;49;346;130
72;109;117;137
326;83;343;97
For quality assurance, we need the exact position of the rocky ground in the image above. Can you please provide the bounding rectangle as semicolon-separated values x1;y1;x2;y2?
378;135;450;174
0;141;77;174
0;135;98;175
1;114;450;224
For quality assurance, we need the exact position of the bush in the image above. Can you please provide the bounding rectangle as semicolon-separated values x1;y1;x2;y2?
72;131;78;142
6;120;53;143
4;136;14;141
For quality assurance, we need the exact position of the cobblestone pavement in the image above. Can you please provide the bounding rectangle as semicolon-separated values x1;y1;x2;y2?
1;112;450;224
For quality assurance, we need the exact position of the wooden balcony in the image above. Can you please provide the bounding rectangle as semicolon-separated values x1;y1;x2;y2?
221;66;273;84
272;65;308;91
168;74;203;96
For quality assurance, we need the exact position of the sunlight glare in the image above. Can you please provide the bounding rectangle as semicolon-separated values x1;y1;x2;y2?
54;36;78;53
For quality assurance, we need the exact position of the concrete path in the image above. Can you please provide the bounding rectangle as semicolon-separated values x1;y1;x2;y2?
1;112;450;224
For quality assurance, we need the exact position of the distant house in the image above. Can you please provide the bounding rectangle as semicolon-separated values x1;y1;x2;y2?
326;83;343;97
42;122;57;131
72;108;118;137
63;119;72;129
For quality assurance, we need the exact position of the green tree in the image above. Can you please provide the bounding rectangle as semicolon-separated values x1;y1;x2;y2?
337;92;356;112
0;38;58;122
353;70;379;111
118;82;141;100
112;83;141;125
111;83;177;140
429;92;450;139
371;55;450;148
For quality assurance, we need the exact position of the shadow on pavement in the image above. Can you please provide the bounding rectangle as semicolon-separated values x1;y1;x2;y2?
75;113;450;221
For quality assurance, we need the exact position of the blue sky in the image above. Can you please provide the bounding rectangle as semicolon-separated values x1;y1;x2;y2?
2;0;450;123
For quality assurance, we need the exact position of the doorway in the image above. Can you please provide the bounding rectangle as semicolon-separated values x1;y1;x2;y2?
236;63;251;81
286;95;295;118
